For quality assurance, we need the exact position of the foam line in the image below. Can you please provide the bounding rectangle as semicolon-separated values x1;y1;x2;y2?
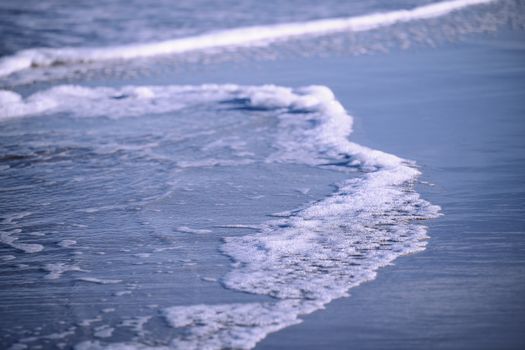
1;83;441;349
0;0;497;78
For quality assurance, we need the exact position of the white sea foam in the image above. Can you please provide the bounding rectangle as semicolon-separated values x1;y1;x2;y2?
159;84;440;349
94;326;114;339
1;83;440;349
75;340;166;350
119;316;153;338
57;240;77;248
175;159;255;169
0;229;44;253
164;302;303;350
78;316;103;327
44;262;85;280
1;211;32;225
113;291;132;297
0;86;186;120
77;277;123;284
216;224;262;230
0;0;497;78
175;226;212;234
0;84;252;120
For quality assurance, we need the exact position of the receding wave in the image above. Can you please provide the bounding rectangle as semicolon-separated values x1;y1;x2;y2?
0;0;497;78
1;83;440;349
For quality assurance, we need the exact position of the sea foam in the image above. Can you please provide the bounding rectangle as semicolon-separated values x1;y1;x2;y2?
0;0;497;78
167;85;441;349
1;83;440;349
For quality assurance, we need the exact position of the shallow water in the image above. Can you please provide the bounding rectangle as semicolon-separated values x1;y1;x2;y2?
253;31;525;350
0;0;524;349
0;84;440;349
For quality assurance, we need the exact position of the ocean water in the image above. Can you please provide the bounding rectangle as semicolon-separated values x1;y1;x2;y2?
0;1;523;349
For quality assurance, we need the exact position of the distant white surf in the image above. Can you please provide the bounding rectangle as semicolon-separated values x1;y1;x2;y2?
0;0;497;78
1;83;441;349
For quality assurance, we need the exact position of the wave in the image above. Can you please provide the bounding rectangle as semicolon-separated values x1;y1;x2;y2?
1;83;441;349
0;0;497;78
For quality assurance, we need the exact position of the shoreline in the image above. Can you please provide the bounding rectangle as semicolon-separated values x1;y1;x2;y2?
1;28;524;349
254;31;525;349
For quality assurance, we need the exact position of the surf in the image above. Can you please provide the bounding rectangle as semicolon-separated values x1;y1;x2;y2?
0;0;498;78
0;83;440;349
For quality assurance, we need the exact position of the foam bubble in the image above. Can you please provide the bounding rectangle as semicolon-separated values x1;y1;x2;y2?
94;326;114;339
57;240;77;248
0;229;44;253
44;263;85;280
175;226;212;234
77;277;122;284
164;302;302;350
1;212;32;225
